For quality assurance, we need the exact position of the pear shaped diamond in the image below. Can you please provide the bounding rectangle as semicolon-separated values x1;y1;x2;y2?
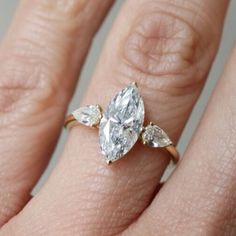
99;84;144;162
142;123;172;148
72;105;102;127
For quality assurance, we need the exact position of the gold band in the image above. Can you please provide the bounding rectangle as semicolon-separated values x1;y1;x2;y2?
64;114;77;129
165;145;179;164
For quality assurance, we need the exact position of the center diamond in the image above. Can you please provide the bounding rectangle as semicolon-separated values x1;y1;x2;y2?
99;84;145;163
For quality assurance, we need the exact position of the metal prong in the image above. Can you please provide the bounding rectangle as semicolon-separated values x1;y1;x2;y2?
92;123;99;128
140;127;145;133
131;82;138;87
106;160;112;165
96;104;103;113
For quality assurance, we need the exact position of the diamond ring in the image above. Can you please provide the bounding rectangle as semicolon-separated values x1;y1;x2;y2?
64;83;179;165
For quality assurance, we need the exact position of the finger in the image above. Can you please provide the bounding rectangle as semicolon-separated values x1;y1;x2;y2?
2;0;228;235
0;0;113;226
125;46;236;235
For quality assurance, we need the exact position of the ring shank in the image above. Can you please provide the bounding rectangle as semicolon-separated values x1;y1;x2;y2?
165;145;179;164
64;115;77;129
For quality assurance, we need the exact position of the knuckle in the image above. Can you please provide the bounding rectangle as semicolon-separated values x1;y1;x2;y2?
0;0;96;125
0;42;63;115
124;13;198;78
0;0;88;115
118;3;217;96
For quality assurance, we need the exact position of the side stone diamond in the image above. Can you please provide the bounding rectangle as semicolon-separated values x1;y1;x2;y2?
72;105;102;127
142;123;172;148
99;84;145;162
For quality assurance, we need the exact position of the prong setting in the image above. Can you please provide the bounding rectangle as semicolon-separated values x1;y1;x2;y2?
72;105;102;127
106;160;112;165
142;123;172;148
131;81;138;87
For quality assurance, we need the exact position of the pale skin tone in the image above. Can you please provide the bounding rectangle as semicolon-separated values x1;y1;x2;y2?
0;0;235;235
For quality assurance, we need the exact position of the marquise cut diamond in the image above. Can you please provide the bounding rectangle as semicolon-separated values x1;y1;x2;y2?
99;84;144;162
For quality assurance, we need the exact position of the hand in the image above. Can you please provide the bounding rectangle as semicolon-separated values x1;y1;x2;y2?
0;0;234;235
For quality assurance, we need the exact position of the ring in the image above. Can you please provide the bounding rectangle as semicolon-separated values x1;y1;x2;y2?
64;83;179;165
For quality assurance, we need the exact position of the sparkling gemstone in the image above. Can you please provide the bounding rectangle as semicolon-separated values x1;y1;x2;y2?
99;84;144;162
142;124;172;148
72;105;102;127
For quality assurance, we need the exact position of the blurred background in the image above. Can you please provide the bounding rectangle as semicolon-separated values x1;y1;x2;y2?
0;1;236;190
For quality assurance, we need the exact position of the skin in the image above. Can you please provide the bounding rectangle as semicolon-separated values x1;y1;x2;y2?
0;0;234;235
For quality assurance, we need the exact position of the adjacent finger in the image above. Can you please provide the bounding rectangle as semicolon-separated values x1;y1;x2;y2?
2;0;228;235
125;45;236;235
0;0;113;226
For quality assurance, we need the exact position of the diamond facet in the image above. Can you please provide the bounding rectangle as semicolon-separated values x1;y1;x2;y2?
99;84;144;162
72;105;102;127
142;123;172;148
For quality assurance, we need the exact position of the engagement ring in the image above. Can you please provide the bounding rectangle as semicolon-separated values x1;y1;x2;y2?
65;83;179;165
